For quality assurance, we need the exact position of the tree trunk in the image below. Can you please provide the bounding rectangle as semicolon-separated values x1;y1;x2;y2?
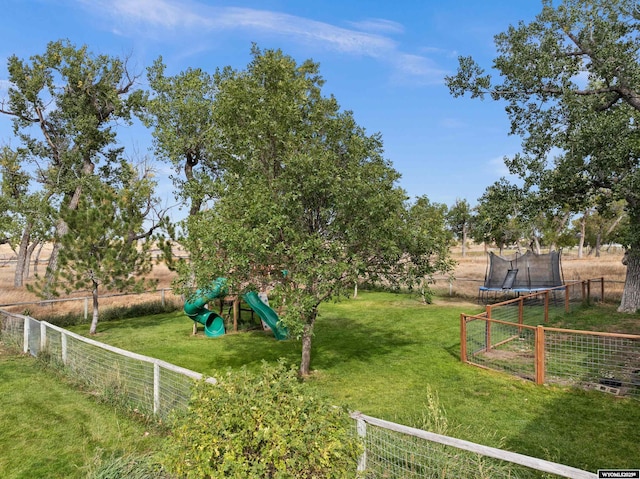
353;281;358;298
14;223;32;287
33;242;45;276
299;310;317;376
89;281;100;334
532;236;541;254
595;231;602;258
619;249;640;313
24;240;39;280
577;214;586;259
461;224;467;258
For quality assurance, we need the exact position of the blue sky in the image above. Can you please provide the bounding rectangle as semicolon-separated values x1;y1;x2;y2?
0;0;543;216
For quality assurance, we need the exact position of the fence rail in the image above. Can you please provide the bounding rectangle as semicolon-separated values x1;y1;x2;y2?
351;412;597;478
461;279;640;399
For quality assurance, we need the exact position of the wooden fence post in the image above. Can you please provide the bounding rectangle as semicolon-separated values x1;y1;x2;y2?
40;321;47;354
544;291;549;324
485;306;492;352
564;284;570;313
535;325;545;385
460;314;467;363
518;299;524;333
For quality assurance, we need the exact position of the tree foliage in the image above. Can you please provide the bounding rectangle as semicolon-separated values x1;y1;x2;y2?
143;59;219;217
446;198;472;257
405;196;454;303
30;166;159;334
472;178;525;254
178;46;452;374
447;0;640;311
0;39;144;282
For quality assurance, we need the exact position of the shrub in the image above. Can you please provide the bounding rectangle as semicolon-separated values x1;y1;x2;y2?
162;360;361;478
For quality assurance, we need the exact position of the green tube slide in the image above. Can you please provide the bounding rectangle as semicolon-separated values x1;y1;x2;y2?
242;291;288;340
183;277;228;337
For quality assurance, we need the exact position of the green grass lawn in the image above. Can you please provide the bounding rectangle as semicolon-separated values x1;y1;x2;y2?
65;291;640;473
0;345;167;479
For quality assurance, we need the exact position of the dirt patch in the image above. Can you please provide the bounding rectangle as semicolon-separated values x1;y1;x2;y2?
480;348;533;360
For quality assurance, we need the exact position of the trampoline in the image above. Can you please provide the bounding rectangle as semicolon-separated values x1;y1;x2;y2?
478;250;564;303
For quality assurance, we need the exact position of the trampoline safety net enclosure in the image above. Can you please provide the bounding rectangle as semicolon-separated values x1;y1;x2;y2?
480;251;563;301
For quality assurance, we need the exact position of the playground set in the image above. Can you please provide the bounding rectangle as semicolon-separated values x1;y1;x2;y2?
183;277;288;340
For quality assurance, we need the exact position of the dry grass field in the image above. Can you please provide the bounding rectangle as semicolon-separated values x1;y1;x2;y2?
0;242;628;317
441;244;627;301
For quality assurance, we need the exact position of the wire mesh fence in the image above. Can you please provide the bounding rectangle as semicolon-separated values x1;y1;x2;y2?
461;278;640;400
463;316;538;382
351;413;597;479
0;310;215;420
544;328;640;397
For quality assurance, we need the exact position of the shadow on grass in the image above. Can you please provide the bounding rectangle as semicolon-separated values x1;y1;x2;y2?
503;386;640;472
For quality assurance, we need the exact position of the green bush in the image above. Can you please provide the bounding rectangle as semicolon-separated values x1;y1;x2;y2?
162;361;361;478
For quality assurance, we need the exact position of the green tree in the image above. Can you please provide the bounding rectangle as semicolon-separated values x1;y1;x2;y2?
405;196;455;303
472;178;525;254
143;59;219;217
574;201;627;257
0;40;144;285
446;198;472;257
0;145;54;286
31;167;159;334
446;0;640;312
180;46;450;375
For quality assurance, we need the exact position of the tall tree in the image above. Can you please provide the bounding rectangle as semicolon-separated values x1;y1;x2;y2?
0;145;54;286
0;40;144;286
180;46;451;375
446;198;472;257
447;0;640;312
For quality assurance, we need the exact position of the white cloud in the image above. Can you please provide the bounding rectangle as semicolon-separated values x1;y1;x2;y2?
348;18;404;35
76;0;444;83
392;53;448;84
488;155;517;179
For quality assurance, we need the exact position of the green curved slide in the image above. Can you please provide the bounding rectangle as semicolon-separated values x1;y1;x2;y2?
183;277;227;337
242;291;288;340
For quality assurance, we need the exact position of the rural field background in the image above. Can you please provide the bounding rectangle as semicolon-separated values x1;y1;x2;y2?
0;243;628;314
